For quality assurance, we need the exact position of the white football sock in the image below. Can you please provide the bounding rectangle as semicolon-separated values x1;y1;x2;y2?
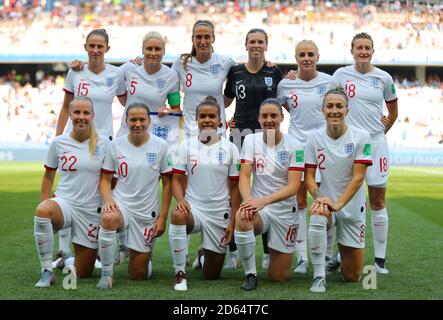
58;227;71;254
118;229;127;247
234;229;256;275
308;215;327;279
295;208;308;262
98;227;116;277
326;225;335;259
169;224;188;274
34;216;54;271
371;208;388;259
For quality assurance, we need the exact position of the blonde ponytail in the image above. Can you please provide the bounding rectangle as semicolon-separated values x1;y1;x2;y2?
89;121;98;159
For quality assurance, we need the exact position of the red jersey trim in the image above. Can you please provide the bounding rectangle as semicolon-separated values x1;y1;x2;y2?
385;97;398;104
63;88;73;94
44;165;57;171
305;164;317;169
240;159;253;164
354;160;373;166
172;168;186;175
117;92;128;97
101;168;116;174
289;167;304;171
229;176;240;181
161;171;173;176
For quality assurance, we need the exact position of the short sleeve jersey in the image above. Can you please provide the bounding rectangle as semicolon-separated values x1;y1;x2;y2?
241;132;304;213
171;53;235;135
305;126;372;217
277;72;338;144
224;64;283;130
64;64;127;140
45;134;109;211
101;135;171;221
117;63;180;137
333;66;398;135
173;136;240;213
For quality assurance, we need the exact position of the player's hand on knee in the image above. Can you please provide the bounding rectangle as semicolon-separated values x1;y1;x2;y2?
175;199;191;215
103;199;119;214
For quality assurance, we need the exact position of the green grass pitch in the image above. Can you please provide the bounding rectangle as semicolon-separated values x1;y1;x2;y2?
0;162;442;300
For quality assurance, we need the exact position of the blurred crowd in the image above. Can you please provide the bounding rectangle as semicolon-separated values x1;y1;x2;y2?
1;68;442;148
1;1;442;63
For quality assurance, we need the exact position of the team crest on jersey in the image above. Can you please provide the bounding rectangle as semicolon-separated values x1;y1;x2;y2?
146;152;157;165
217;150;226;163
210;64;221;75
317;85;327;95
344;143;354;154
156;79;166;90
153;124;170;141
264;77;273;87
370;77;380;87
106;77;114;87
277;151;289;164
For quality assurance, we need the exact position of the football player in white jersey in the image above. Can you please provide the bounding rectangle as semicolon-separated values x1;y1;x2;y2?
169;97;241;291
333;33;398;274
305;89;372;293
34;97;109;287
53;29;127;266
116;31;181;138
96;103;172;289
171;20;235;137
277;40;338;274
235;98;304;290
56;29;127;140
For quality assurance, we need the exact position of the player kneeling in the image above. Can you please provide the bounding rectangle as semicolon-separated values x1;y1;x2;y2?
34;97;110;287
235;98;304;290
305;88;372;293
96;103;172;289
169;97;241;291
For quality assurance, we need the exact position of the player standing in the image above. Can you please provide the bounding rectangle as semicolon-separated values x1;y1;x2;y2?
224;28;283;270
34;97;109;287
96;103;172;289
304;88;372;293
171;20;235;137
53;29;127;266
116;31;180;138
332;33;398;273
277;40;338;273
235;98;304;290
169;97;241;291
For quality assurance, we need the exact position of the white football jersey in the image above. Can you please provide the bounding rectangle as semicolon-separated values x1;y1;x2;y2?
171;53;235;135
102;134;171;221
277;72;338;144
64;64;127;140
173;136;240;213
116;63;180;137
45;134;109;210
241;132;304;214
333;66;397;135
305;126;372;218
